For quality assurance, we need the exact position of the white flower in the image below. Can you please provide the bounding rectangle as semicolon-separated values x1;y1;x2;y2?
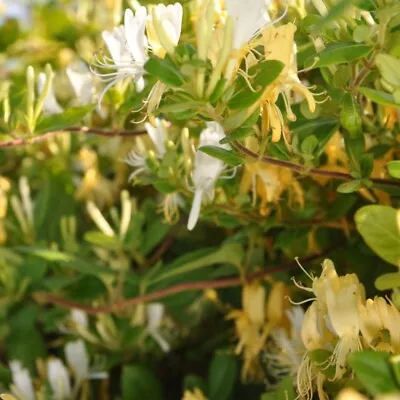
187;122;230;231
47;359;72;400
152;3;183;47
70;309;89;329
146;303;171;352
95;7;148;105
125;118;168;181
66;61;94;106
37;72;63;115
9;361;35;400
65;340;89;385
144;118;167;156
225;0;271;50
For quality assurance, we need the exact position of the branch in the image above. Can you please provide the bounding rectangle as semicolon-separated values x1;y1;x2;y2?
37;247;334;315
234;141;400;189
0;127;146;148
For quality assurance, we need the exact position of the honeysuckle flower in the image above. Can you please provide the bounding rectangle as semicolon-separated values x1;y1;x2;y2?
0;176;10;244
66;61;94;106
227;281;290;380
37;72;63;115
149;3;183;56
65;340;90;385
159;192;185;224
225;0;271;51
268;306;306;383
240;137;304;215
125;118;168;181
47;359;72;400
359;297;400;353
261;23;316;142
9;361;35;400
70;309;89;329
146;303;171;352
187;122;230;231
95;7;148;105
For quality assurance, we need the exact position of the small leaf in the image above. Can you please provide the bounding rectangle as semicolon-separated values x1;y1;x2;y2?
359;154;374;178
144;56;184;87
84;231;122;251
121;365;163;400
208;353;238;400
340;93;362;138
220;126;253;144
305;42;372;68
387;161;400;179
359;87;400;107
348;351;399;395
209;78;228;103
376;53;400;87
375;272;400;290
199;145;244;166
261;375;296;400
355;205;400;266
36;105;95;134
337;180;362;193
301;135;318;154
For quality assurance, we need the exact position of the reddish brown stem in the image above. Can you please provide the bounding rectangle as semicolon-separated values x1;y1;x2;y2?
0;127;146;148
38;248;334;315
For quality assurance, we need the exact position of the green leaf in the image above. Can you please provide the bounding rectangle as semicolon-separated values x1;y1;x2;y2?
291;118;339;157
340;93;362;138
309;349;335;379
360;154;374;178
15;247;113;275
121;365;163;400
199;145;244;166
355;205;400;266
305;42;372;68
84;231;122;251
337;180;362;193
261;375;296;400
359;87;400;107
301;135;318;154
348;351;399;395
312;0;356;28
228;60;284;109
387;161;400;179
35;105;95;134
208;353;238;400
220;126;254;144
209;78;228;103
376;53;400;87
375;272;400;290
144;56;184;87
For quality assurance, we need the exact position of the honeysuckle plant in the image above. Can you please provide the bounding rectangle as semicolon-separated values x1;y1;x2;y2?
2;0;400;399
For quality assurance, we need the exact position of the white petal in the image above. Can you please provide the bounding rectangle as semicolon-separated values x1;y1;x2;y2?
149;330;171;353
65;340;89;384
187;188;203;231
66;62;93;105
47;359;72;400
124;8;148;64
70;309;88;328
10;361;35;400
146;303;165;331
37;72;63;115
145;118;166;156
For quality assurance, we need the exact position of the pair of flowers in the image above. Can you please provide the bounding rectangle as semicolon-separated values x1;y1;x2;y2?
125;119;231;231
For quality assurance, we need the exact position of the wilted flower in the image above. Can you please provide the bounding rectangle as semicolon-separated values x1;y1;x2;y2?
187;122;230;231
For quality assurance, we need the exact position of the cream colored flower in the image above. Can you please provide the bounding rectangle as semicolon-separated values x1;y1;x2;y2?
182;388;208;400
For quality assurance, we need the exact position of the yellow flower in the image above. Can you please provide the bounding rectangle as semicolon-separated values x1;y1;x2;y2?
260;23;316;142
360;296;400;353
227;281;290;380
182;388;208;400
0;177;11;245
240;137;304;215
